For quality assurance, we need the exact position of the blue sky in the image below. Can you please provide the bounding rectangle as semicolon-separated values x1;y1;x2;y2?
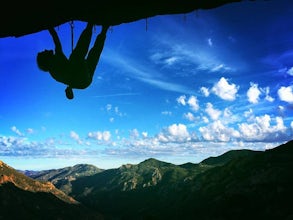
1;0;293;170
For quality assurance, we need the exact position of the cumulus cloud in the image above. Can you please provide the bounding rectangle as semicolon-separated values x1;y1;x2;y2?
176;95;186;106
88;131;111;142
177;95;199;112
199;120;240;142
200;87;210;97
247;83;261;104
211;77;239;101
238;115;287;141
184;112;196;121
205;103;221;121
187;95;199;112
278;86;293;103
198;113;290;143
157;123;196;143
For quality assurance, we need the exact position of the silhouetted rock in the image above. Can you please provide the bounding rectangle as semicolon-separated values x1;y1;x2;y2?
0;0;243;38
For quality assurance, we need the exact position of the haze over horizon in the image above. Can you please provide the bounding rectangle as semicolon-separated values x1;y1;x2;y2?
1;0;293;170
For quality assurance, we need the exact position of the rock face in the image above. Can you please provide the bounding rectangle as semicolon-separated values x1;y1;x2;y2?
0;160;103;219
0;160;77;204
24;164;102;195
0;0;243;38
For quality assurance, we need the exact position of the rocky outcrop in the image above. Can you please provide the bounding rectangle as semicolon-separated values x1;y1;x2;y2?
0;160;77;204
0;0;243;38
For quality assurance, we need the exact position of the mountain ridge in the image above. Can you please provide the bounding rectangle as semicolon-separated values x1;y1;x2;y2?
0;160;77;204
15;140;293;219
23;163;103;195
0;160;103;219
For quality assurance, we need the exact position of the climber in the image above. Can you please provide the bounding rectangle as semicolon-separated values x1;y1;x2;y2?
37;22;109;99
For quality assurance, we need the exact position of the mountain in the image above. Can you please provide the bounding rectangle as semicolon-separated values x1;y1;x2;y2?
201;148;259;166
65;149;264;219
23;140;293;219
0;160;77;204
66;140;293;219
24;164;103;195
0;160;103;220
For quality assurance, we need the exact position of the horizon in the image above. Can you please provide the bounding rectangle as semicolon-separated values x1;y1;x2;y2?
1;0;293;171
1;140;288;171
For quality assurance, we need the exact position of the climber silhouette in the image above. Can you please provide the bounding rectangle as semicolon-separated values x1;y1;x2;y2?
37;22;109;99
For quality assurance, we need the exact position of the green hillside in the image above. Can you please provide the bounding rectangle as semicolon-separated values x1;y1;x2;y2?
24;140;293;219
69;140;293;219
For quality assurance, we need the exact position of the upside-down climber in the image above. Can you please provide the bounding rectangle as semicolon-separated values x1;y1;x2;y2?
37;22;109;99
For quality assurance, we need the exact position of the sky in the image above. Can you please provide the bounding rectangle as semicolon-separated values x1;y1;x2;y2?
0;0;293;170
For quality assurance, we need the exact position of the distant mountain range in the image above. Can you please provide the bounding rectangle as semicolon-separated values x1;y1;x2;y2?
22;164;103;195
2;140;293;219
0;161;103;219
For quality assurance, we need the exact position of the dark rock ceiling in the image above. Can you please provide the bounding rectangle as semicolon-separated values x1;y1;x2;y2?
0;0;247;38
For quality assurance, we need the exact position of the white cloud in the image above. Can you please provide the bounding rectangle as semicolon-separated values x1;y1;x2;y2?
287;66;293;76
205;103;221;121
238;115;287;141
200;87;210;97
223;108;232;118
0;135;86;158
247;83;261;104
168;124;189;137
264;87;274;102
212;77;239;101
70;131;82;145
278;86;293;103
130;129;140;139
202;116;209;123
157;123;196;143
162;111;172;116
165;57;178;65
184;112;196;121
210;64;232;72
142;132;148;138
244;108;254;120
187;95;199;112
207;38;213;47
177;95;199;112
176;95;186;106
199;120;240;142
106;104;112;111
11;126;23;136
88;131;111;142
